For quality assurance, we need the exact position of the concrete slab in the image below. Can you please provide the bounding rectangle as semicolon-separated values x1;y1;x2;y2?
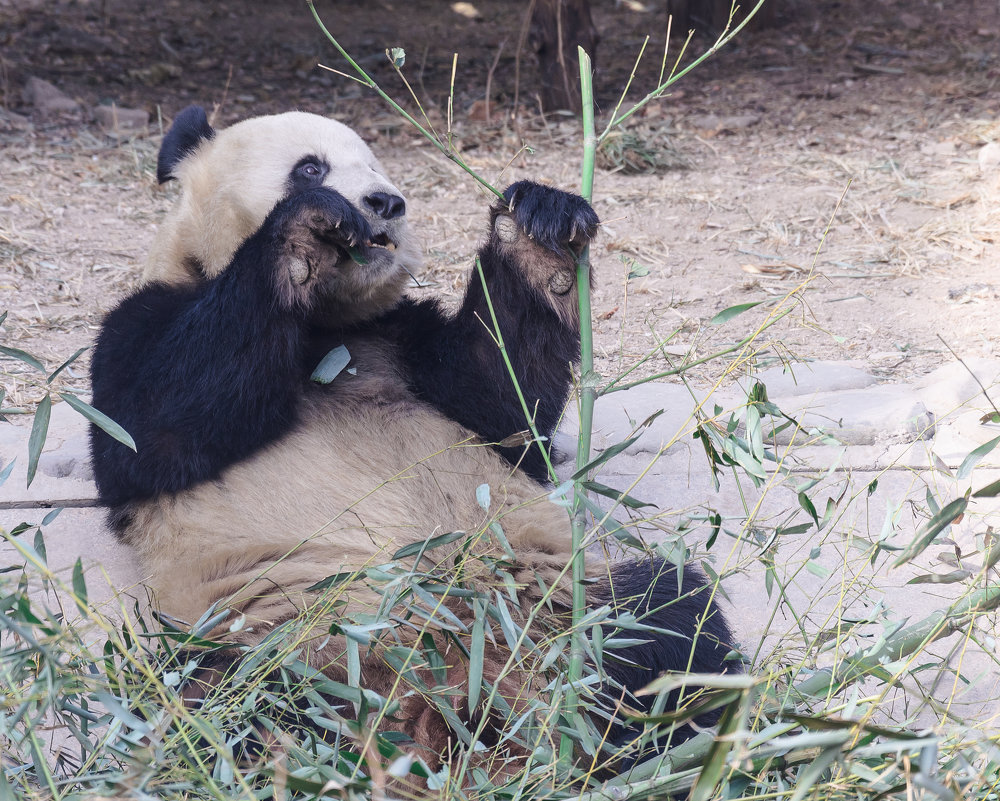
1;401;98;505
1;507;142;615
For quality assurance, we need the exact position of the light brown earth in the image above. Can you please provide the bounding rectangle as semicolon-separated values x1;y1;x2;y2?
1;0;998;410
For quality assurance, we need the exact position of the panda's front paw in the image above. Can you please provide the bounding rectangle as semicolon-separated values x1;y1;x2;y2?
273;188;374;289
499;181;599;256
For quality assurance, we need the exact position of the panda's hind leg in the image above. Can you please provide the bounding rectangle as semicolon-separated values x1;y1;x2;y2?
590;558;737;749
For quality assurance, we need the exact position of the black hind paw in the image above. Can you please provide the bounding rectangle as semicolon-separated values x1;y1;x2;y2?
499;181;599;255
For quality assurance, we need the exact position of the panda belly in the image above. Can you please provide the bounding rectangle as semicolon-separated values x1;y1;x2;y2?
122;382;575;631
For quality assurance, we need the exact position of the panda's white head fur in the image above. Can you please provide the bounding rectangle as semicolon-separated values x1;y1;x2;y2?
145;107;421;323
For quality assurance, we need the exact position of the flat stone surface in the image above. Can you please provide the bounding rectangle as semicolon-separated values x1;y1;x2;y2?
0;507;142;614
769;385;935;446
915;357;1000;418
1;401;97;503
563;382;706;457
746;360;878;397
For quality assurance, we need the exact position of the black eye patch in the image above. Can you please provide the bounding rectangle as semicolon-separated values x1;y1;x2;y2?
287;156;330;193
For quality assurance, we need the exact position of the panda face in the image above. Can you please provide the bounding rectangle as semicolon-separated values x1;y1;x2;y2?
145;109;421;322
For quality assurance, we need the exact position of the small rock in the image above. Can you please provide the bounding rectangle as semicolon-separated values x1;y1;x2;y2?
977;142;1000;173
0;107;32;132
49;26;117;56
23;76;80;116
92;104;149;133
920;140;956;157
466;98;492;122
947;283;997;304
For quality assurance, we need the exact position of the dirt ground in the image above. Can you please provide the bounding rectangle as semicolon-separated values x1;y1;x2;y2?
1;0;999;411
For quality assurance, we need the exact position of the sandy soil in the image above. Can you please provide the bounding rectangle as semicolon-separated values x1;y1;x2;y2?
1;0;999;411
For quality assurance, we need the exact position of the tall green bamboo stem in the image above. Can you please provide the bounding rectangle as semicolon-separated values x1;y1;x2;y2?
557;45;598;774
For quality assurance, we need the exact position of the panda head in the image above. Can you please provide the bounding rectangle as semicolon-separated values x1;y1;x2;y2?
146;106;421;324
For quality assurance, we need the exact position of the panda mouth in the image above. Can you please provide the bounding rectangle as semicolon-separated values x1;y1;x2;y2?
366;232;398;252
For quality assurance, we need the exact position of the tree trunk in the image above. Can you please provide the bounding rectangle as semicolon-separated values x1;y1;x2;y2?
530;0;599;112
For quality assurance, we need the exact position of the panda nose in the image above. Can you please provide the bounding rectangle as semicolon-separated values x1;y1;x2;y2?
364;191;406;220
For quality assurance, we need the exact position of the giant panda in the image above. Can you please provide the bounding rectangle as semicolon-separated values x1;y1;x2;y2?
89;105;735;772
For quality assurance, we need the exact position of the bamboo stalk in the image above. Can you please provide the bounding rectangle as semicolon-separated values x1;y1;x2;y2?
558;44;598;775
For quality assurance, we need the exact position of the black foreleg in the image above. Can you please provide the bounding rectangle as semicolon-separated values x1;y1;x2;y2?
392;181;599;482
90;188;372;505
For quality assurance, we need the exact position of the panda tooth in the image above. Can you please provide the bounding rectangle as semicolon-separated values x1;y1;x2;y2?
386;242;397;252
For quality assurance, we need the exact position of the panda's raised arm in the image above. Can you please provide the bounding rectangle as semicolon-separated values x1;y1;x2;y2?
90;189;374;505
390;181;599;483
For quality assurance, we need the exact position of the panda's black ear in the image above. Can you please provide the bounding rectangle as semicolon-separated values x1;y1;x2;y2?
157;105;215;184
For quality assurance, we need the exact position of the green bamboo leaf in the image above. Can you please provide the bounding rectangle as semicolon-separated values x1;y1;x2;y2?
974;476;1000;497
476;482;490;510
392;529;466;560
819;496;838;531
346;636;361;689
906;569;973;585
32;526;47;564
26;394;51;488
580;479;657;509
710;300;764;325
956;435;1000;480
467;599;486;713
571;409;663;479
0;458;14;487
46;346;88;384
893;494;969;568
790;746;842;801
306;571;360;592
0;345;46;372
984;534;1000;571
799;491;819;526
689;695;740;801
310;344;352;384
71;558;88;615
746;402;764;460
347;246;368;265
58;393;136;451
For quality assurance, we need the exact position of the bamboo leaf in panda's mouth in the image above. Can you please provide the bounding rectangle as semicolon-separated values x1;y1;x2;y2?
311;344;352;384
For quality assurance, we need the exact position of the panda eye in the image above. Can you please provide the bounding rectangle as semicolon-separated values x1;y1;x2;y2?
292;159;328;185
